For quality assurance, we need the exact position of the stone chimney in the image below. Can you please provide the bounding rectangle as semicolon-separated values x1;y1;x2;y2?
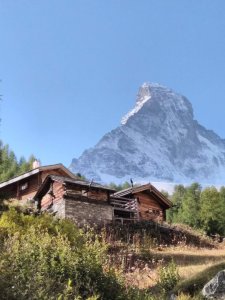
32;159;41;169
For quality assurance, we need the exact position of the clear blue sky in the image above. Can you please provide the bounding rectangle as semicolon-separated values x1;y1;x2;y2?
1;0;225;167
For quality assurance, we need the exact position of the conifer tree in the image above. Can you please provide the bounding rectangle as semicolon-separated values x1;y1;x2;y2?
180;183;201;228
167;184;185;223
200;187;224;235
0;141;36;182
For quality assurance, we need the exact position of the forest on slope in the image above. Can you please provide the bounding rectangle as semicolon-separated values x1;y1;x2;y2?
167;183;225;237
0;140;35;182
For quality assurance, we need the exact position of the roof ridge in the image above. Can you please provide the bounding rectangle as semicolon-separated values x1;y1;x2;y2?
0;163;76;188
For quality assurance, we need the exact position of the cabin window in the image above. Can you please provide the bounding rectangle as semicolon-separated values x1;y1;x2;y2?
147;209;160;216
153;209;160;216
20;182;28;191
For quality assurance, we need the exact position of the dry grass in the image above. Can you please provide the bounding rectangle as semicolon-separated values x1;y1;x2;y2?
123;245;225;289
125;265;158;289
176;248;225;280
104;222;225;294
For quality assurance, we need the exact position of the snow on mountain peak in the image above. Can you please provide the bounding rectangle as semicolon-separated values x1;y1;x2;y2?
137;82;152;100
121;82;173;125
121;82;192;125
121;82;153;125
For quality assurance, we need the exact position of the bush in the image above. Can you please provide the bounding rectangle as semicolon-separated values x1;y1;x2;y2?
0;209;125;300
157;260;180;294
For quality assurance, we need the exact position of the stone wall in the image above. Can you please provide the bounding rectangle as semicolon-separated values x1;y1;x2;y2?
51;198;65;218
65;198;113;226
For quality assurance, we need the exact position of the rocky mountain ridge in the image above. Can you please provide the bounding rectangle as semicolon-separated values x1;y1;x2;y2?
70;83;225;185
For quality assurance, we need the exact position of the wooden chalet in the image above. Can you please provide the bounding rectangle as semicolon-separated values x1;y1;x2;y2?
0;163;76;202
113;184;172;222
34;175;116;225
34;176;172;225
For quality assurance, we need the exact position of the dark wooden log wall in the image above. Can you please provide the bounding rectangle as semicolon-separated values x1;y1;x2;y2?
0;174;39;201
0;182;17;199
135;191;165;222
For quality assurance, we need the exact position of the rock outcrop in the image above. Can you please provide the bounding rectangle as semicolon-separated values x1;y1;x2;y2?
202;270;225;299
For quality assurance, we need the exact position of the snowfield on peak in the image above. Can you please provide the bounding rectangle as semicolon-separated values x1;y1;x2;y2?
121;82;152;125
121;94;151;125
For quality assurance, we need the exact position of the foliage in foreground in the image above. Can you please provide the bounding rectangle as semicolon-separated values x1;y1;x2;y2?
0;208;157;300
158;260;180;294
0;209;118;299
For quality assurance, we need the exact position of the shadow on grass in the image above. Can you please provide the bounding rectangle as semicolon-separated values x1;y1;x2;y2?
150;252;225;266
108;249;225;271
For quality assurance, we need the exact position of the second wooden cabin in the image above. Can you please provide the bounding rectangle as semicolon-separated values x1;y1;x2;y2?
113;184;171;223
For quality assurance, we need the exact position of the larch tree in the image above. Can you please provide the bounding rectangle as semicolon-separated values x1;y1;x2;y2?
180;183;201;228
200;187;223;235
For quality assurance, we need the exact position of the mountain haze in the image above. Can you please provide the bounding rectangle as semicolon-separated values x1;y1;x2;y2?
70;83;225;184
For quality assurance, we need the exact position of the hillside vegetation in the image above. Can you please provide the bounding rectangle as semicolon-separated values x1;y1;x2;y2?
0;207;156;300
0;204;224;300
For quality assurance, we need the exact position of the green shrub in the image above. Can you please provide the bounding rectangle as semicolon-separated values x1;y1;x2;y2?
0;208;125;300
158;260;180;294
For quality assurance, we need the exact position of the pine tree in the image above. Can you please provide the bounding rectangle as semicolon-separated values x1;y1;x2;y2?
0;140;36;182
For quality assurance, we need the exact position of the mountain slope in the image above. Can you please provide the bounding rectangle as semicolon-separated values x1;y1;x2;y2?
70;83;225;184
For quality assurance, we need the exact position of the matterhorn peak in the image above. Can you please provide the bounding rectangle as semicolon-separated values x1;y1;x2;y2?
136;82;152;103
138;81;166;93
121;82;154;125
70;82;225;186
121;82;172;125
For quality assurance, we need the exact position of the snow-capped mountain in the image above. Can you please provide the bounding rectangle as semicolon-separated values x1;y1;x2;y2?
70;83;225;184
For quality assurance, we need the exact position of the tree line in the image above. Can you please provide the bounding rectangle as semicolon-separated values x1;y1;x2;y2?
167;183;225;236
0;140;35;182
